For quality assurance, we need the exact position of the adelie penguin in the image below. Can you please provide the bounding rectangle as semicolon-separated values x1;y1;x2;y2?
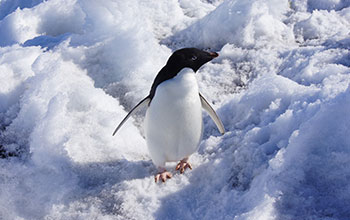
113;48;225;183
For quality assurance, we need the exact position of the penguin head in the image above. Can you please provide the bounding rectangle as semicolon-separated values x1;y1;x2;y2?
148;48;219;99
166;48;219;72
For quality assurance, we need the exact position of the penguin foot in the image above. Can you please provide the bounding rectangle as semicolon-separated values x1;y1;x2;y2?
175;158;192;174
155;170;172;183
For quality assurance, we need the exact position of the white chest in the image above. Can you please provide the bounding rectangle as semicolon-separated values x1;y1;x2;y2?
157;68;199;101
144;68;203;167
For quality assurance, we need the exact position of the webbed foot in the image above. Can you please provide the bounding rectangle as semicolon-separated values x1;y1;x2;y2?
175;158;192;174
155;170;172;183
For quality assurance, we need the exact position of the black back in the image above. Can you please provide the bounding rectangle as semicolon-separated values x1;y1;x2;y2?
149;48;218;100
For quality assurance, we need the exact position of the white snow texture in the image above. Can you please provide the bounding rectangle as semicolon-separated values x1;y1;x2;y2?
0;0;349;219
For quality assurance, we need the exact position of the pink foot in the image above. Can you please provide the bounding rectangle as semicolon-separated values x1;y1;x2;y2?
175;158;192;174
155;170;172;183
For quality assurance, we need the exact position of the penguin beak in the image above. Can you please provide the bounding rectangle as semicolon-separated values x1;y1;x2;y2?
209;52;219;58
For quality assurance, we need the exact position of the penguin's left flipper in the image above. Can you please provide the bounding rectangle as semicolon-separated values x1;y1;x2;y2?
112;96;151;136
199;93;225;135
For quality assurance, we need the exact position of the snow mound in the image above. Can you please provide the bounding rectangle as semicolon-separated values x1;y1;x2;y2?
0;0;85;47
294;8;350;43
164;0;295;50
267;87;350;219
1;0;350;219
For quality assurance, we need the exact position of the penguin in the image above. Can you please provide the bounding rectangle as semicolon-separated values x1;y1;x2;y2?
113;48;225;183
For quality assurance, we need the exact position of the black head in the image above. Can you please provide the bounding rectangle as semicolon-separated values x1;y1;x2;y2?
148;48;219;100
166;48;219;72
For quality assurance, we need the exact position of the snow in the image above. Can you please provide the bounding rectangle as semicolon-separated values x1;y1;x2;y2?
0;0;350;219
165;0;295;50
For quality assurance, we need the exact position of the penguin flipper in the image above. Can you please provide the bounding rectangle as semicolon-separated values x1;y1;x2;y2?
112;96;151;136
199;93;225;134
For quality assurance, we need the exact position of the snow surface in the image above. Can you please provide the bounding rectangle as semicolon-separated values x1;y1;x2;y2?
0;0;350;219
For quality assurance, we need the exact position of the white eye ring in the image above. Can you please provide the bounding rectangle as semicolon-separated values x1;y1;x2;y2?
191;55;197;60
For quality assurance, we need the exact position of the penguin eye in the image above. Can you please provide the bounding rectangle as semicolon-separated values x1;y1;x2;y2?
191;55;197;61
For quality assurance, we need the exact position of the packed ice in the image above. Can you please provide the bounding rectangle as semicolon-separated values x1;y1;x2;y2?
0;0;349;219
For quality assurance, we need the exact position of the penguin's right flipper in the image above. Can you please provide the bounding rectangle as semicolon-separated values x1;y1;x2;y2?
112;96;151;136
199;93;225;134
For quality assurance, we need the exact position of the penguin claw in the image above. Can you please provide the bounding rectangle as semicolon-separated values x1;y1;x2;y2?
175;160;192;174
155;171;172;183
